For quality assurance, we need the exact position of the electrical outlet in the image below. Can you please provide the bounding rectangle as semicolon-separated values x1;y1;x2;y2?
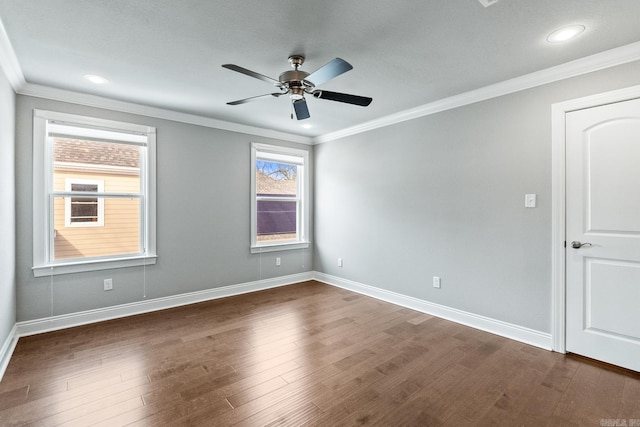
104;278;113;291
276;257;281;267
433;276;441;289
338;258;343;267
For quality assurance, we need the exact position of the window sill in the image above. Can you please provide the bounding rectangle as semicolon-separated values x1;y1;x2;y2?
250;241;310;254
33;255;157;277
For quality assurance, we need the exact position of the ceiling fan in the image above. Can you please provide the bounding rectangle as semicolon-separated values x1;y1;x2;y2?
222;55;372;120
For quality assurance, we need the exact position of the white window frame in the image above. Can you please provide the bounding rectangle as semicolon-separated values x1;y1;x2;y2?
33;110;157;277
250;143;310;253
64;178;105;227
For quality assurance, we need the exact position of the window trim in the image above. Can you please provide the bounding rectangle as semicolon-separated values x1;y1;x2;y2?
32;109;157;277
64;178;105;227
250;143;310;253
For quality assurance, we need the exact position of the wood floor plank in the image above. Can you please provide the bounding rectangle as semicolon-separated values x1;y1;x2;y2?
226;376;288;408
0;385;29;412
514;382;565;426
1;280;638;427
476;366;548;425
215;359;299;399
234;393;322;427
124;389;233;427
373;363;473;426
619;377;640;419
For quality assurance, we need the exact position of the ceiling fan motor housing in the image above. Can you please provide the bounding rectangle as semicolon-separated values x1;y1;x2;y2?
279;70;311;100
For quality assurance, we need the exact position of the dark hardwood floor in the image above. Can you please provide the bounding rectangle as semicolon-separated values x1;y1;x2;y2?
1;280;639;426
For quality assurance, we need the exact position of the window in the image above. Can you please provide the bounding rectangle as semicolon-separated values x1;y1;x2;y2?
251;143;309;253
33;110;156;276
65;178;104;227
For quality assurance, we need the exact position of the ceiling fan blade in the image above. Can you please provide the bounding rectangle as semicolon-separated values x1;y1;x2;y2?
227;93;284;105
305;58;353;86
312;90;372;106
222;64;281;86
293;99;310;120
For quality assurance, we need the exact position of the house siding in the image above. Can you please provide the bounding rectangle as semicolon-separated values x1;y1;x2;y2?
53;170;141;259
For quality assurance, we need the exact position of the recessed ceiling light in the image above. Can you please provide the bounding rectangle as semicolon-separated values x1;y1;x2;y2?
478;0;499;8
546;25;586;43
302;124;312;129
84;74;109;84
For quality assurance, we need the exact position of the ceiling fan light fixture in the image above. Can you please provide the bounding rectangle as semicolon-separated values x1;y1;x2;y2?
289;86;305;100
546;25;585;43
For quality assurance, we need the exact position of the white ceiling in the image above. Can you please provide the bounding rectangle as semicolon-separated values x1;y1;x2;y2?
1;0;640;139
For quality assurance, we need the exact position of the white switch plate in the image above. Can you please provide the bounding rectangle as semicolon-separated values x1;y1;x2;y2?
276;257;281;266
433;276;441;289
104;278;113;291
525;193;537;208
338;258;343;267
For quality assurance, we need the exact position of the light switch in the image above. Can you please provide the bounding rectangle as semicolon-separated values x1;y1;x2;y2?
525;194;537;208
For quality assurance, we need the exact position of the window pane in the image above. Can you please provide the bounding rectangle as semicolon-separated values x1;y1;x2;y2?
71;197;98;203
71;183;98;192
53;138;141;193
257;200;297;242
251;143;308;251
256;161;297;197
70;199;98;220
54;196;141;260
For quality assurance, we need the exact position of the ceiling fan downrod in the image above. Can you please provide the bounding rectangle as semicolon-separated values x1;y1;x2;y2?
279;55;311;100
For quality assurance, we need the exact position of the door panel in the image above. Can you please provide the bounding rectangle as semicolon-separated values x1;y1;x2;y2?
566;97;640;372
587;259;640;340
587;119;640;233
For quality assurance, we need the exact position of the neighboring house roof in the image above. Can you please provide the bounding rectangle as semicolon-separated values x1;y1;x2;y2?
256;171;297;235
256;171;296;196
54;138;140;169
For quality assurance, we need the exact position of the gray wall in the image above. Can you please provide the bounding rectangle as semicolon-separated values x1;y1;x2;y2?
0;66;16;345
314;60;640;334
12;60;640;332
15;96;313;322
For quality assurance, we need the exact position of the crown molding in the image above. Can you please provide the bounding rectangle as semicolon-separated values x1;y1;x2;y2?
0;17;310;145
19;83;313;144
4;7;639;147
0;17;26;90
313;40;640;144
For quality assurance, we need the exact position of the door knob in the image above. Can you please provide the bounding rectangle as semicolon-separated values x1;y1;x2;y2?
571;241;592;249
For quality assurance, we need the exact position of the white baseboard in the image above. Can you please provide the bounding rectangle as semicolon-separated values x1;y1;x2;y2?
1;270;552;382
0;272;308;382
15;272;313;338
0;324;19;381
313;272;553;350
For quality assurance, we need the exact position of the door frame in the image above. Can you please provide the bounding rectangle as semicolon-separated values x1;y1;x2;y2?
551;84;640;353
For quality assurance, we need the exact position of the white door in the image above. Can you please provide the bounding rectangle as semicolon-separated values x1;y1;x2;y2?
566;97;640;372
